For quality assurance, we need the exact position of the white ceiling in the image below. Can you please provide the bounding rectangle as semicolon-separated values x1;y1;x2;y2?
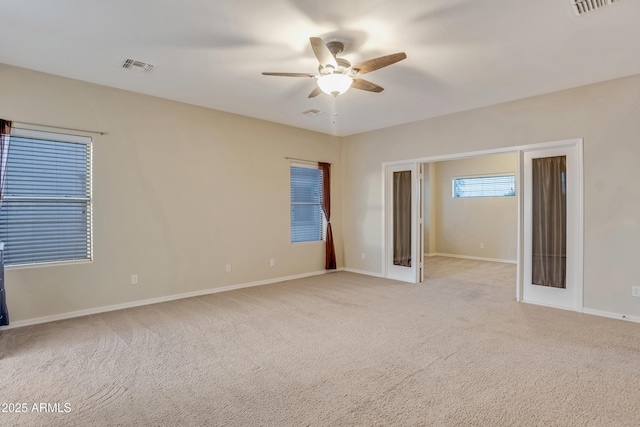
2;0;640;136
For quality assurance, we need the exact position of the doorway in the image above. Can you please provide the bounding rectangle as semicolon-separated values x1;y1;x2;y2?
383;139;584;312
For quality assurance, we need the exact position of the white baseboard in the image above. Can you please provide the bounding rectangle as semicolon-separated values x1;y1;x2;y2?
522;301;640;324
7;267;636;330
521;299;578;312
342;268;385;278
423;253;441;258
582;308;640;324
430;253;517;264
0;270;335;330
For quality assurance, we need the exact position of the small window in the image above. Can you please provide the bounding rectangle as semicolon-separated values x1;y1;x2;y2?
453;174;515;198
0;129;93;266
290;163;324;243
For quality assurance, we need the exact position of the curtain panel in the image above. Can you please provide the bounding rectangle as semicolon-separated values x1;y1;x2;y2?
319;162;336;270
0;120;10;203
393;171;412;267
0;119;11;326
532;156;567;288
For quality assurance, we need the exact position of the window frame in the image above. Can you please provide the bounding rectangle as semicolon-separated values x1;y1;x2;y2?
452;173;516;199
1;128;93;268
289;162;326;245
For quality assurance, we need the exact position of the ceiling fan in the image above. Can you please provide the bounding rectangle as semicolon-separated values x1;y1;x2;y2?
262;37;407;98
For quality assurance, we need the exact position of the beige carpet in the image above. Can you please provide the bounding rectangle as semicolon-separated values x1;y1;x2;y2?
1;256;639;426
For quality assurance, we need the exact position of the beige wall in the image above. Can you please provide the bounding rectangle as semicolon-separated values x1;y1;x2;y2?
428;163;436;256
3;61;640;324
432;154;517;261
342;73;640;318
422;163;431;254
0;63;342;324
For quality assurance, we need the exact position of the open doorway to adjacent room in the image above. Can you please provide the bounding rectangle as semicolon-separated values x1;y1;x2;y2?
420;153;518;294
383;139;583;312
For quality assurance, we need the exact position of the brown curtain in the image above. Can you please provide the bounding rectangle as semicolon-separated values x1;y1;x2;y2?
393;171;412;267
0;119;11;326
319;162;336;270
0;120;10;204
532;156;566;288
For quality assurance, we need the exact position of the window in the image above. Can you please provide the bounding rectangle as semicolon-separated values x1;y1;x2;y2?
453;174;515;198
0;129;92;266
290;163;324;243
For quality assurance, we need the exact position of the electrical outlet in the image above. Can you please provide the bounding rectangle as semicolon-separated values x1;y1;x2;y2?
361;252;366;260
632;286;640;297
270;259;275;267
480;243;485;249
131;274;138;285
225;264;232;273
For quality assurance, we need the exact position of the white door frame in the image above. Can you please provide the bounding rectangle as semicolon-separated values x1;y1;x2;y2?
383;162;420;283
521;140;584;311
382;138;583;313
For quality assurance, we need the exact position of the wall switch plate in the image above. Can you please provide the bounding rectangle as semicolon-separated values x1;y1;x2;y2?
270;259;275;267
131;274;138;285
632;286;640;297
361;252;366;260
225;264;232;273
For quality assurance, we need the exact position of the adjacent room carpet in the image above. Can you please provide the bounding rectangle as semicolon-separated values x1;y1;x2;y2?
1;256;639;426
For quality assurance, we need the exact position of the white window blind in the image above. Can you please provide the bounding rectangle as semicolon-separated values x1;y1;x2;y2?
0;129;92;266
290;163;324;243
453;174;515;198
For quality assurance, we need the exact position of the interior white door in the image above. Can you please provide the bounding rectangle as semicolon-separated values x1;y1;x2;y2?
385;163;419;283
523;145;582;310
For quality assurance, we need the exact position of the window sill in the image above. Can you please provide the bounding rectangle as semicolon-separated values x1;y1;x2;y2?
291;240;325;246
5;259;93;271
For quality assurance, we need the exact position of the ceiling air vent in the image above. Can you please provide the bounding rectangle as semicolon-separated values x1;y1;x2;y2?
302;108;323;116
122;59;155;73
571;0;619;15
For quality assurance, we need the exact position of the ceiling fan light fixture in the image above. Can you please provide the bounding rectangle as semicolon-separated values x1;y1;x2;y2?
262;37;406;97
317;74;353;97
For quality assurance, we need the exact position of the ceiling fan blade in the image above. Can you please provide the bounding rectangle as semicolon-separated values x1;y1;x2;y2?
352;78;384;93
310;37;338;69
308;87;323;98
351;52;407;75
262;72;316;78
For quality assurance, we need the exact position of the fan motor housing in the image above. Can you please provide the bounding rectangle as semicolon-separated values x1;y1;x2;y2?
326;41;345;56
319;58;351;75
